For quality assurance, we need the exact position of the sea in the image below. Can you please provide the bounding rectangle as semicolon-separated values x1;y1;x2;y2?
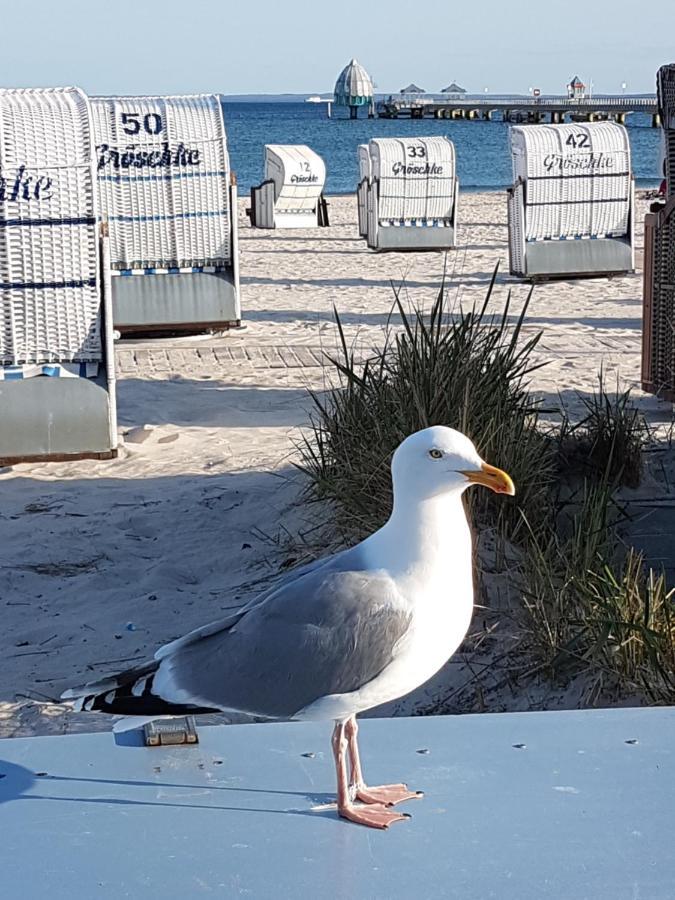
222;101;662;197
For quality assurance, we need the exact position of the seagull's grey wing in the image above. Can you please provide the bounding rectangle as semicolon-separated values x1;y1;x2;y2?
155;548;349;661
159;559;411;719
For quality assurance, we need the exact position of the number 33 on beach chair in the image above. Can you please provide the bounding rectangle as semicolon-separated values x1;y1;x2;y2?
91;94;241;334
359;137;459;252
0;87;118;465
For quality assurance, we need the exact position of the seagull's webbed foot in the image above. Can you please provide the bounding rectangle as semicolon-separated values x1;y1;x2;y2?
338;801;411;829
332;718;418;829
354;783;424;806
344;717;423;808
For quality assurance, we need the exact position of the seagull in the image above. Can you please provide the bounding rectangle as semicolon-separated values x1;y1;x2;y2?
62;425;514;829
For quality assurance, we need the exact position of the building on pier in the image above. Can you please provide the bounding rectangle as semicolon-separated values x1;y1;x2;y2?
334;58;374;119
400;83;426;95
568;76;587;100
441;82;467;97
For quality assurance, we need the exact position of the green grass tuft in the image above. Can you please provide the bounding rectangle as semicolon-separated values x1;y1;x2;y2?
299;265;555;542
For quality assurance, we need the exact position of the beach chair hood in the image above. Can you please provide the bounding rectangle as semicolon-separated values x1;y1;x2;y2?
361;136;458;251
508;122;634;278
0;87;102;365
90;94;240;332
91;94;232;270
0;86;117;463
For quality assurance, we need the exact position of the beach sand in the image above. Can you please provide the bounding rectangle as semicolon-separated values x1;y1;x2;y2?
1;191;672;738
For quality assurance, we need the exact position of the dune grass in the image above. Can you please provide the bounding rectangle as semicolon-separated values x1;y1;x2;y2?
522;495;675;704
299;267;555;543
299;268;675;707
559;371;648;489
522;433;675;704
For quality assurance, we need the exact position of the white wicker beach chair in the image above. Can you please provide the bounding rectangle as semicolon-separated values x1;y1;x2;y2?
362;137;458;251
250;145;327;228
507;122;635;279
642;63;675;401
0;87;117;464
356;143;371;237
91;94;240;332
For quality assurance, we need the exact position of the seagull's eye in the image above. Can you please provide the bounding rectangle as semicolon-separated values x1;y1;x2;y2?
429;448;443;460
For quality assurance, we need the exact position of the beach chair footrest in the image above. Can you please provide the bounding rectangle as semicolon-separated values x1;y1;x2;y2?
144;717;200;747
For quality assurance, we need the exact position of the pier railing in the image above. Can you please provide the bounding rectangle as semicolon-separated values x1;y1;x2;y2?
383;95;655;107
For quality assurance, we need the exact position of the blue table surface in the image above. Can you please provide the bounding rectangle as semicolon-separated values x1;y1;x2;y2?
1;707;673;899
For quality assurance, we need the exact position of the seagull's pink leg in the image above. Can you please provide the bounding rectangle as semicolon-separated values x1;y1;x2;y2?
345;715;423;807
331;720;410;829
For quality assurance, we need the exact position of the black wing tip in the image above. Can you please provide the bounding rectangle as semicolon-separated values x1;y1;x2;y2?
66;670;217;717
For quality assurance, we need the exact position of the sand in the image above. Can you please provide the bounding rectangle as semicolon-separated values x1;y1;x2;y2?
1;190;671;739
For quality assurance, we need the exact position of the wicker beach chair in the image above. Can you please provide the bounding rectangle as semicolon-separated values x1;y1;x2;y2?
363;137;458;251
356;143;371;238
507;122;635;279
0;87;117;465
642;63;675;401
658;65;675;192
91;94;240;333
249;145;327;228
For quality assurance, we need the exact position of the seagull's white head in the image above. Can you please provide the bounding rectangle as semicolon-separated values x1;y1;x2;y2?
391;425;515;502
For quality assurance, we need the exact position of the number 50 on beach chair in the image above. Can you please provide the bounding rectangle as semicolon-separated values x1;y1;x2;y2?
0;87;117;465
91;94;241;333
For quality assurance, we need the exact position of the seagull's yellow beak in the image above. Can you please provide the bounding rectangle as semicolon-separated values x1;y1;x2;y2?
460;462;515;496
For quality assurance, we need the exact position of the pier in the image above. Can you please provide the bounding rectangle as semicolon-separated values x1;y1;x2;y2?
377;95;660;126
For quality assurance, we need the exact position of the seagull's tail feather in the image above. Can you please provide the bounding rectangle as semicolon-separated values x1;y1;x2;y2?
60;659;217;717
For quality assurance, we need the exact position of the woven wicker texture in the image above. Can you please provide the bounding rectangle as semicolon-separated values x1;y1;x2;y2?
91;95;231;269
369;137;456;223
657;64;675;197
0;87;101;365
264;145;325;214
510;123;632;242
357;144;371;183
508;182;525;273
356;145;371;238
649;208;675;390
646;69;675;393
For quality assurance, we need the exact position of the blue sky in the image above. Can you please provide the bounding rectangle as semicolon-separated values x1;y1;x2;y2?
2;0;673;96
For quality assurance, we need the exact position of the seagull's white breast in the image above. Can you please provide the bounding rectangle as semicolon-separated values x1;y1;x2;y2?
296;503;475;722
